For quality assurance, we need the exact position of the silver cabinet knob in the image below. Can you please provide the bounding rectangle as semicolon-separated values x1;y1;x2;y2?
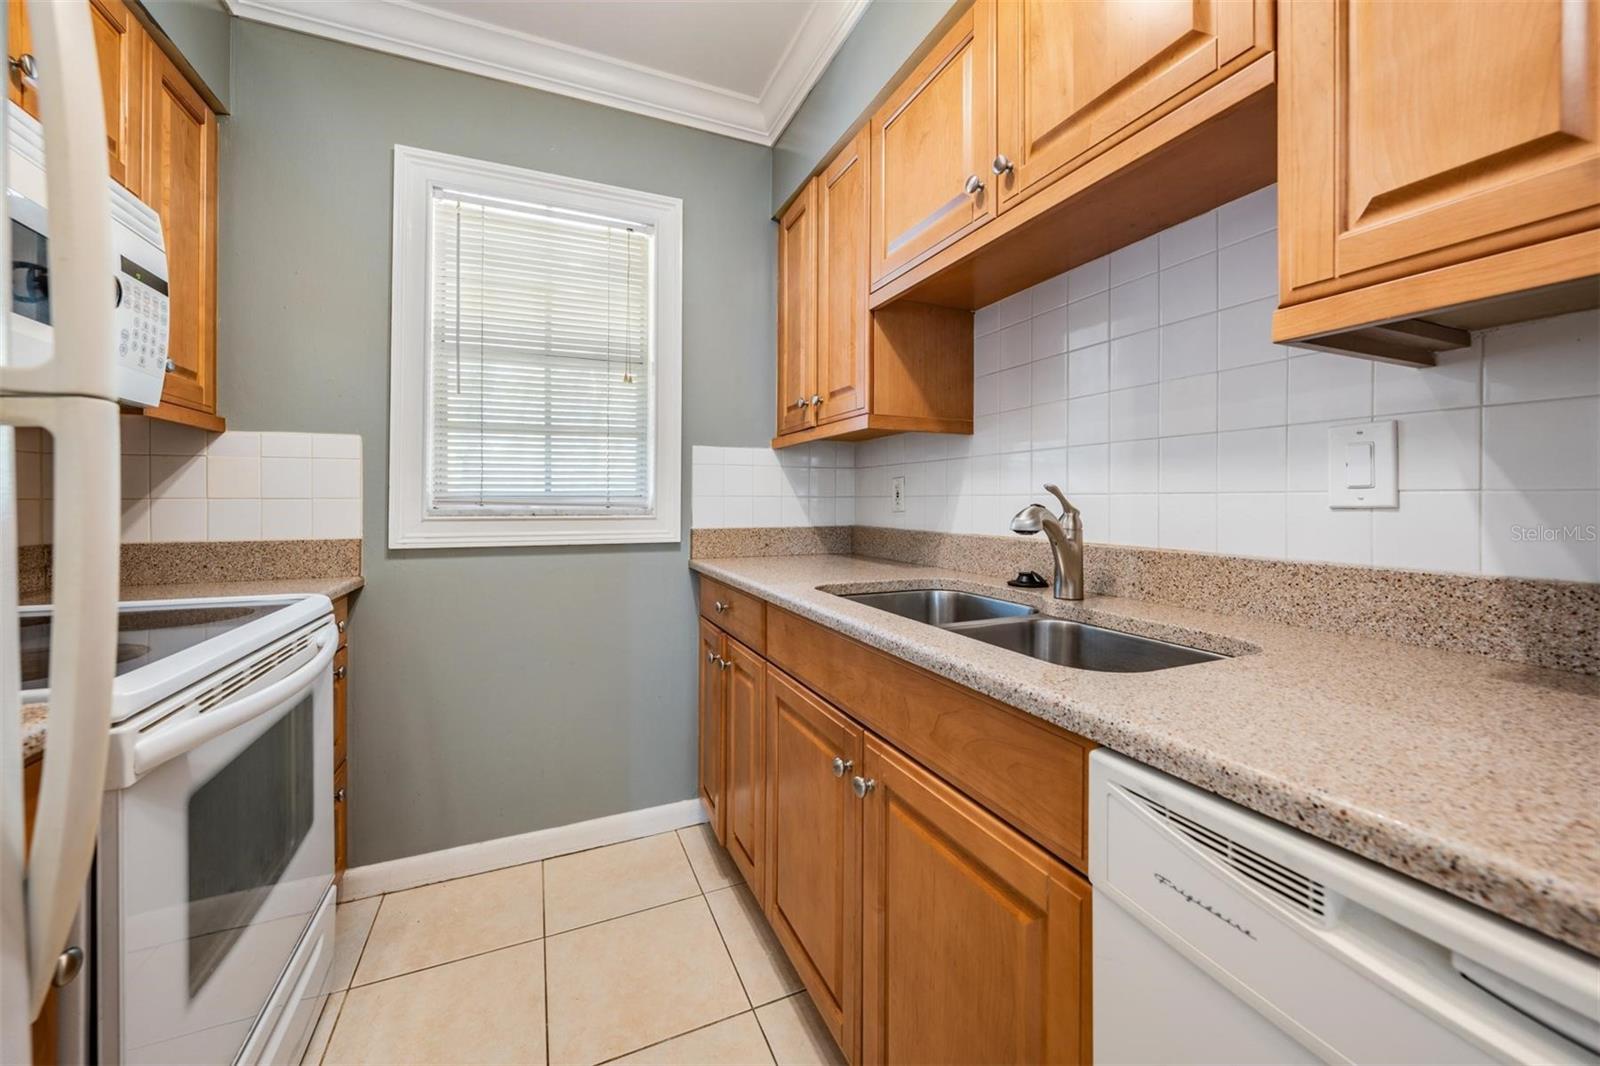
333;665;347;680
334;787;346;803
810;394;822;407
53;946;83;988
706;649;718;663
963;174;985;196
992;154;1014;176
831;756;854;778
337;619;348;633
165;359;176;372
795;395;809;408
851;775;876;798
10;53;37;87
713;600;729;613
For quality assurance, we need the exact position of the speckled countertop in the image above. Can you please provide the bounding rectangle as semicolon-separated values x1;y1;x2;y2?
691;553;1600;957
20;576;364;761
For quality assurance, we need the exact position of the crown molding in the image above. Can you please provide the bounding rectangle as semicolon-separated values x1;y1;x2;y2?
223;0;867;145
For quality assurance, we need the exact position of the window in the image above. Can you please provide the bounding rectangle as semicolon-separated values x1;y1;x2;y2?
389;145;682;547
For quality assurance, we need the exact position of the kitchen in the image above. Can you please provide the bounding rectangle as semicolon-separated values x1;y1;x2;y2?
1;0;1597;1063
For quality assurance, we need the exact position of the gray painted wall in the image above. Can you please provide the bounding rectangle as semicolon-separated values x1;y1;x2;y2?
218;21;776;865
141;0;231;109
770;0;956;213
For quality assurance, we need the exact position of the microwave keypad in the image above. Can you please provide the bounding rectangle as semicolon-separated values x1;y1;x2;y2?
117;271;169;373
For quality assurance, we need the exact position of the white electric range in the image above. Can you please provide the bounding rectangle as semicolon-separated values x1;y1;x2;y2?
22;594;339;1065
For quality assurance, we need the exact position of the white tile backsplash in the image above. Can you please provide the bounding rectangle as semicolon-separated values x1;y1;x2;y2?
11;424;364;545
692;442;854;529
841;186;1600;581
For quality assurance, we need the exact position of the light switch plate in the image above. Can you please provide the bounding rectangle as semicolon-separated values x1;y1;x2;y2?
891;476;906;513
1328;421;1397;508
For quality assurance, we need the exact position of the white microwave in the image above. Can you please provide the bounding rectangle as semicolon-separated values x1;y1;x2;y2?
6;101;169;407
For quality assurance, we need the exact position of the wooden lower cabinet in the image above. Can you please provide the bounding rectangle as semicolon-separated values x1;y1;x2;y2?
333;760;349;879
860;735;1091;1065
698;618;727;842
722;636;766;898
695;579;1092;1063
763;666;862;1056
333;594;351;882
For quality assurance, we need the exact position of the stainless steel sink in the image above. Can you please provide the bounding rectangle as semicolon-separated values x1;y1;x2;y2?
948;617;1223;672
838;589;1037;625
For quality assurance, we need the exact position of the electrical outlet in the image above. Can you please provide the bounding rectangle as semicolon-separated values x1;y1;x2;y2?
891;476;906;513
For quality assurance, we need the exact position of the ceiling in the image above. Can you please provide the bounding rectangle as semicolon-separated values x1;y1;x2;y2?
223;0;869;144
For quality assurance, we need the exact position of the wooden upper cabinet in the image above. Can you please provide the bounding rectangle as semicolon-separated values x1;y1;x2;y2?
698;620;726;842
91;0;145;194
995;0;1270;208
1277;0;1600;343
722;636;766;901
764;666;861;1058
7;2;39;119
860;735;1091;1066
777;180;818;435
143;41;219;417
870;0;994;287
815;128;870;426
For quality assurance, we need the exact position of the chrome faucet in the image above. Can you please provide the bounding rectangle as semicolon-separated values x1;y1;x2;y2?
1010;485;1083;600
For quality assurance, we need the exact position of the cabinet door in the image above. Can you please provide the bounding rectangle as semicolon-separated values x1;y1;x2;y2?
722;636;766;901
995;0;1267;208
860;735;1091;1066
1280;0;1600;296
698;620;726;842
870;0;994;287
777;180;818;436
143;42;218;414
90;0;145;193
764;666;861;1056
333;760;349;881
815;129;869;425
7;2;38;119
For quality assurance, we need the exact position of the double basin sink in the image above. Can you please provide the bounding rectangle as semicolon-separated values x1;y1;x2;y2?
838;589;1221;673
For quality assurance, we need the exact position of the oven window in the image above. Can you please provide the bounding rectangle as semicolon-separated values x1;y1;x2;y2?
11;219;49;325
186;696;315;998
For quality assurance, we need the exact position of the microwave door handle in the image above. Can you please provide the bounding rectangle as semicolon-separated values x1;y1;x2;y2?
132;624;338;777
0;0;115;401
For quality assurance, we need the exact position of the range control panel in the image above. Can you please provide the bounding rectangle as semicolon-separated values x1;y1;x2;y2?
115;255;169;406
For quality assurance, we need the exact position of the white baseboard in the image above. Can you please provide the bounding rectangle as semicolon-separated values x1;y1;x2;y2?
339;797;710;901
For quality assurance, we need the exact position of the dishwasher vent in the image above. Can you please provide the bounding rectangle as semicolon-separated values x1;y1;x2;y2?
1128;787;1331;923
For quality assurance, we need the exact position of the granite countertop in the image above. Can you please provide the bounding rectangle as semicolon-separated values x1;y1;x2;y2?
691;553;1600;957
20;576;364;761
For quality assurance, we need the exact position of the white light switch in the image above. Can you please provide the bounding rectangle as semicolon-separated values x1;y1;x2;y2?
1327;421;1397;508
1343;442;1375;488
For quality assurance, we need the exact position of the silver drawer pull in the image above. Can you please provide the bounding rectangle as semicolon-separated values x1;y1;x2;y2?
831;756;853;778
713;600;730;613
333;665;347;680
851;775;876;799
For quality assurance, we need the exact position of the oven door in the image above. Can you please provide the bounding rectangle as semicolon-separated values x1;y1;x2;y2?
98;620;336;1065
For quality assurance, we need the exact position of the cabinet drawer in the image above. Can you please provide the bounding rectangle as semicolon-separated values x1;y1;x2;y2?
333;670;348;769
699;578;766;654
767;607;1090;872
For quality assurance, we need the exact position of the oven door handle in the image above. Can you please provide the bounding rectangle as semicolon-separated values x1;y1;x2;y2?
132;622;338;777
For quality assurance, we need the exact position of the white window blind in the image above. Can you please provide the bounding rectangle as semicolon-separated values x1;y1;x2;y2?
429;189;654;516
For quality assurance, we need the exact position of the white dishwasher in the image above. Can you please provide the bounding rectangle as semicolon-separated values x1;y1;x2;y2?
1089;750;1600;1065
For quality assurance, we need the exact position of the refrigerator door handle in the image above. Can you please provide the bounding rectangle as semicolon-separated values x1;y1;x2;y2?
0;0;120;1022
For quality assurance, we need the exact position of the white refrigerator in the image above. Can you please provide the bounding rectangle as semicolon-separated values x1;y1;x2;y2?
0;0;123;1060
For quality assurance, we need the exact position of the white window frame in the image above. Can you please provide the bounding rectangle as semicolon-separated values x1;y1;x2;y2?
387;145;682;548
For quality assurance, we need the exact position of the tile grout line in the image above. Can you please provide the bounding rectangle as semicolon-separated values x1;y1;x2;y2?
315;891;385;1063
591;1007;760;1066
347;932;546;993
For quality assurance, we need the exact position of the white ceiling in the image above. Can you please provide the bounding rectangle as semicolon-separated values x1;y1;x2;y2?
223;0;869;144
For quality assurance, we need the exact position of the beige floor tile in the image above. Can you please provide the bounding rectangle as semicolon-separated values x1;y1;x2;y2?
353;863;543;985
299;991;344;1065
755;994;844;1066
326;898;380;991
545;833;701;933
608;1013;774;1065
678;824;742;892
546;896;749;1066
324;940;545;1065
706;886;802;1006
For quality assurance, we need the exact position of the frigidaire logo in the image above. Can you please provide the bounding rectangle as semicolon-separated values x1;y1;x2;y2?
1154;872;1257;940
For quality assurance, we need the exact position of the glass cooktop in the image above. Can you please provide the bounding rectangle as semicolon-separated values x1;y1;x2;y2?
19;603;282;691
